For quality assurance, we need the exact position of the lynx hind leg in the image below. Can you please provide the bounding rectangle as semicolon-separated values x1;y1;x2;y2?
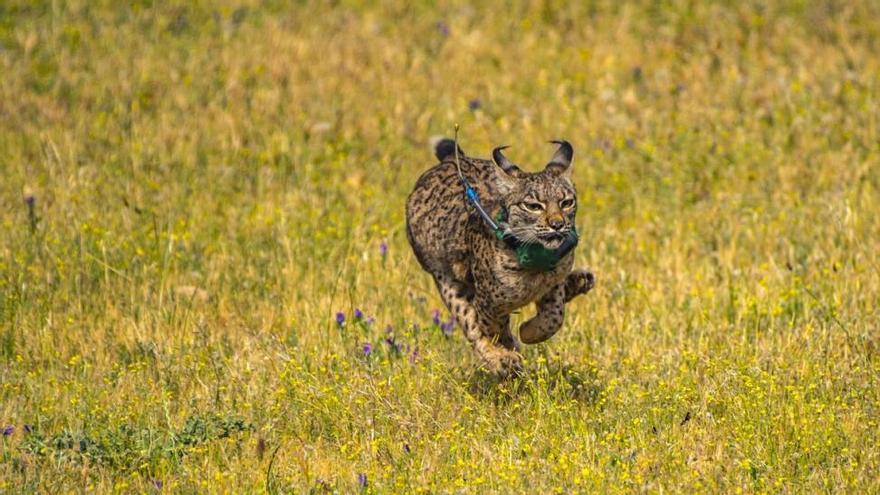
564;269;595;303
433;273;522;376
519;284;566;345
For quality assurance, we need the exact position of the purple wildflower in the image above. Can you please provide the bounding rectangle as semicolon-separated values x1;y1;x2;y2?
362;342;373;357
353;308;364;320
409;347;420;364
24;192;37;232
2;425;13;437
357;473;368;488
366;316;375;326
335;312;345;327
468;98;482;111
379;241;388;257
151;479;163;490
440;317;456;336
435;20;450;37
384;336;401;354
23;424;32;434
432;309;442;326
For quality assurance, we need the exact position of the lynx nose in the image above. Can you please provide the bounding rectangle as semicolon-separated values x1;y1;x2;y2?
548;216;565;231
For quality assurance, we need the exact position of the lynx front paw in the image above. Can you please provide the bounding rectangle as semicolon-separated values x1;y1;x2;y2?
565;269;595;302
476;339;523;377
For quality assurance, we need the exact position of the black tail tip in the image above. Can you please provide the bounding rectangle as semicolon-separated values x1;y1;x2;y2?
434;138;464;161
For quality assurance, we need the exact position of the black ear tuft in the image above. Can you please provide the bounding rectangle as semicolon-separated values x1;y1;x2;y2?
435;138;465;161
545;140;574;176
492;145;525;177
549;140;573;163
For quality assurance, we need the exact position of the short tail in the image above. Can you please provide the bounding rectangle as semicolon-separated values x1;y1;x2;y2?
434;138;465;161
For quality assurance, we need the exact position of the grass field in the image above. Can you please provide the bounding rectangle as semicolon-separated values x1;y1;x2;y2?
2;1;880;492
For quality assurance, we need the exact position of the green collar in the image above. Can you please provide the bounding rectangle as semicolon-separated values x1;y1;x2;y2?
494;209;579;272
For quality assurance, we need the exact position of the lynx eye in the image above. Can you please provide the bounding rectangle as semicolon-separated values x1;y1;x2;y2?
521;201;545;213
560;198;576;209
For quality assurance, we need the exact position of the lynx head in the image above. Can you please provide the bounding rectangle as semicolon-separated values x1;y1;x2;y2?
492;140;577;250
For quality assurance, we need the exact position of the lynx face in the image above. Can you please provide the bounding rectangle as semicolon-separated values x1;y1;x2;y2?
492;141;577;250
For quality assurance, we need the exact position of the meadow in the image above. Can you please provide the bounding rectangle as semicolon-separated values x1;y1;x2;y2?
1;0;879;492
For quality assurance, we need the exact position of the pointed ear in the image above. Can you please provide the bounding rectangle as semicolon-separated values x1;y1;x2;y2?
545;140;573;177
491;145;520;194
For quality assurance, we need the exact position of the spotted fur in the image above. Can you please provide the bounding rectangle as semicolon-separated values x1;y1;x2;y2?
406;139;595;375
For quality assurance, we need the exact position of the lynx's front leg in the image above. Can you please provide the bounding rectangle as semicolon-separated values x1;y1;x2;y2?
519;284;565;344
471;311;523;376
433;273;522;376
520;269;595;344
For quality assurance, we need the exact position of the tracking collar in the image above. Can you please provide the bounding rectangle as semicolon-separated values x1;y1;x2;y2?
463;183;578;272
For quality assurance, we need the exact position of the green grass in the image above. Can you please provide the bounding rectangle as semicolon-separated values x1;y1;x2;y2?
2;0;879;492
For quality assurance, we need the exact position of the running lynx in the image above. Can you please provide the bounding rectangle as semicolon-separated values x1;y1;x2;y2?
406;139;594;375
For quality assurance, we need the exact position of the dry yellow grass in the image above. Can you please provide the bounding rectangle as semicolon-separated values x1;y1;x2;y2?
1;0;879;492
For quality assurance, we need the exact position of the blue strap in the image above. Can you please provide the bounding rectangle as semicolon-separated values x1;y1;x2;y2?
465;185;478;202
463;183;501;232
